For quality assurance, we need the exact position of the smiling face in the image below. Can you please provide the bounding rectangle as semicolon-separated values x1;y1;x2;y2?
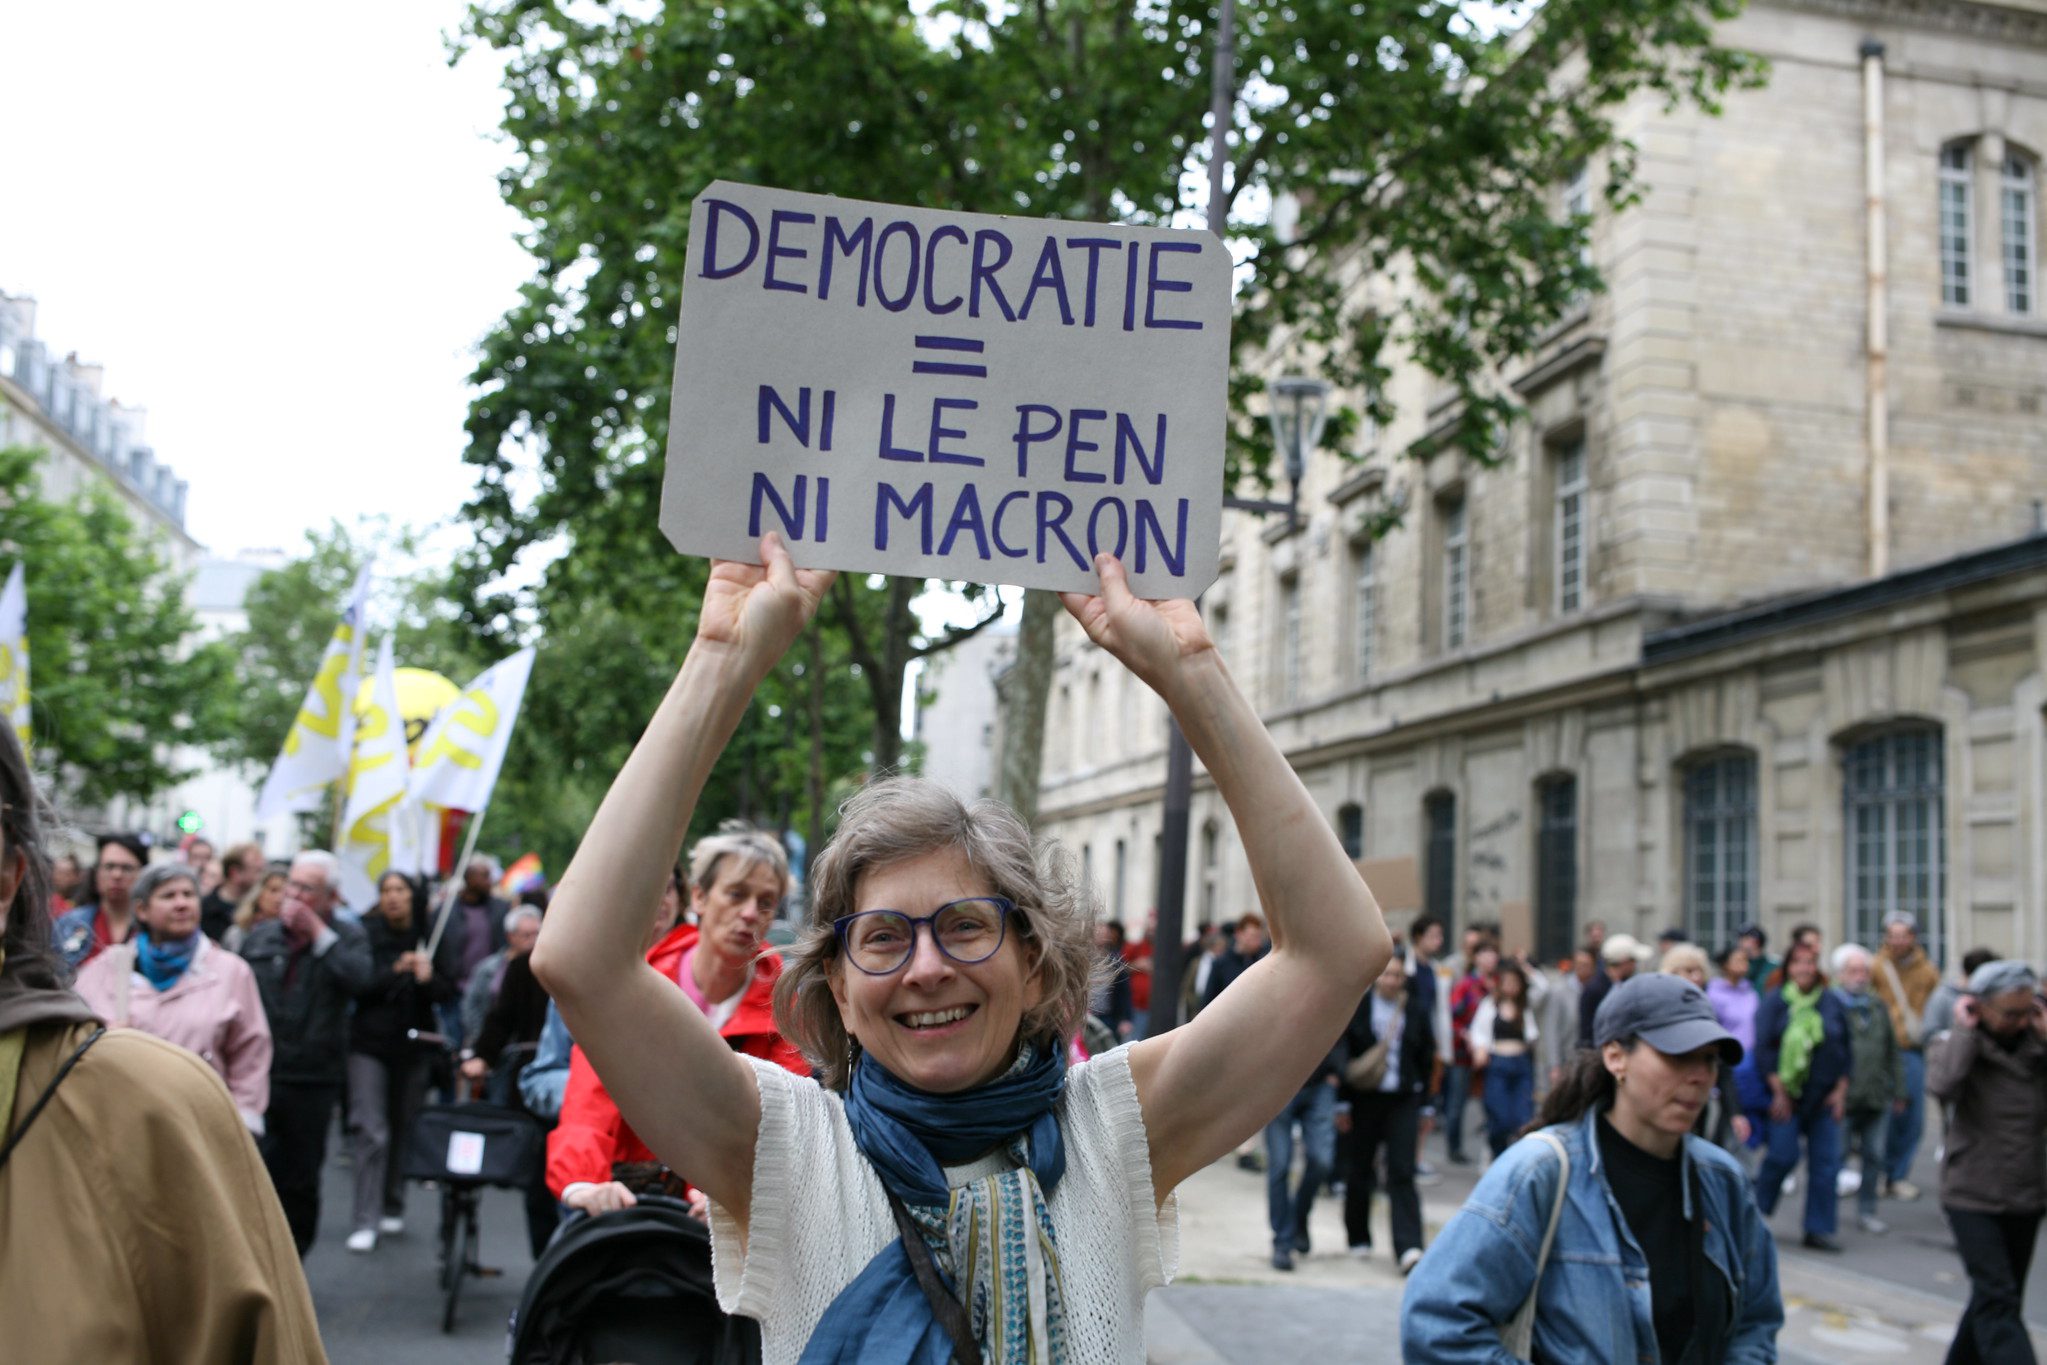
1607;1039;1719;1139
137;874;201;940
830;845;1044;1095
692;855;784;967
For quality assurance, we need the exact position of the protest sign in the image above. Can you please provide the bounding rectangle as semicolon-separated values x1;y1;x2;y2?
660;181;1232;598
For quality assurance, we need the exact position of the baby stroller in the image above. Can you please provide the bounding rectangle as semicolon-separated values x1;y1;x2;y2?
506;1193;761;1365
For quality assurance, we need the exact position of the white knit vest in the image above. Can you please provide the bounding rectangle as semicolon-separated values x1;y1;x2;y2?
709;1045;1181;1365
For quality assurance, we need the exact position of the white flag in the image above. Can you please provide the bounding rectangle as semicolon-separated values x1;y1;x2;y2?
255;563;374;820
407;647;536;815
337;636;417;908
0;563;29;751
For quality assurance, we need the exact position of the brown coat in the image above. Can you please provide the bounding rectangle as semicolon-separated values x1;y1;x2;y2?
1872;947;1942;1050
1926;1022;2047;1215
0;1019;327;1363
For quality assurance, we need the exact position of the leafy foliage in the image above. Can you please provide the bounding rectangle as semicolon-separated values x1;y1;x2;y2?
0;446;239;810
451;0;1763;827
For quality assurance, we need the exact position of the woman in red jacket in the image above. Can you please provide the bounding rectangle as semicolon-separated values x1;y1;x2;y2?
548;827;808;1215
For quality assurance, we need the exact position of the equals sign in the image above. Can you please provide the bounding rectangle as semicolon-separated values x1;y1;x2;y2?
912;335;987;379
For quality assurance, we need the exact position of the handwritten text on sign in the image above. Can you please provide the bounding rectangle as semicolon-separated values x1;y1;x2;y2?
659;181;1231;597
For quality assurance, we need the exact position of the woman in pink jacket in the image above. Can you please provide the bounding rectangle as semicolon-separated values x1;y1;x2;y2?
73;859;273;1133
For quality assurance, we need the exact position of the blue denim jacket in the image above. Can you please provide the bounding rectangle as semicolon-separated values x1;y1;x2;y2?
517;1002;573;1120
1401;1106;1782;1363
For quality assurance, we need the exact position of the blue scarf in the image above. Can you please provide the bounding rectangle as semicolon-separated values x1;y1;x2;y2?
800;1042;1069;1365
135;930;200;993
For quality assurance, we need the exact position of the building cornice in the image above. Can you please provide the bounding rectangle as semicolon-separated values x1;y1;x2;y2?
1768;0;2047;46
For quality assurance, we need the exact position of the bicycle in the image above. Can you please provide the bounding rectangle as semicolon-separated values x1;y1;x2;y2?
400;1030;544;1333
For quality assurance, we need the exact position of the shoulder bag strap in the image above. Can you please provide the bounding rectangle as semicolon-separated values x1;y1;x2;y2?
1500;1131;1571;1362
0;1026;107;1174
1875;955;1911;1037
885;1189;982;1365
110;943;135;1027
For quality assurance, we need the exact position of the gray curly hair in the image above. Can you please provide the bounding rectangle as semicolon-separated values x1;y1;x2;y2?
772;776;1106;1090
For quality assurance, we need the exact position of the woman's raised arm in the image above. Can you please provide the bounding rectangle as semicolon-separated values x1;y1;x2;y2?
1061;554;1391;1197
530;534;832;1224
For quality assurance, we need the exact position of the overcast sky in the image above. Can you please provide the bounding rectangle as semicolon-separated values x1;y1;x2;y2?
0;1;531;559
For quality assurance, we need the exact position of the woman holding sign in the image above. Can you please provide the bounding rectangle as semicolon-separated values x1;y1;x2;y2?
532;533;1390;1364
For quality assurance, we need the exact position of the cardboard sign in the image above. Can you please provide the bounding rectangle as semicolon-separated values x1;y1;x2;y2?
660;181;1232;597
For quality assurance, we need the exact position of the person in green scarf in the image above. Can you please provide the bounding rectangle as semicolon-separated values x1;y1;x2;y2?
1754;939;1852;1251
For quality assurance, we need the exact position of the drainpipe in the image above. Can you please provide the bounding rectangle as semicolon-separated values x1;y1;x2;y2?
1862;38;1890;579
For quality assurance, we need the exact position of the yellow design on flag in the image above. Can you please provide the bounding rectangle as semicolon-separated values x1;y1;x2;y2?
338;636;419;909
0;564;29;752
407;647;536;815
256;564;374;819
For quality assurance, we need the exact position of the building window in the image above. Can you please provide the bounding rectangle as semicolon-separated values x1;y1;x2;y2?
1562;161;1593;274
1337;802;1364;860
1443;499;1469;650
1555;439;1588;615
1683;751;1757;950
1424;791;1456;928
1940;144;1973;307
1352;540;1377;681
1844;727;1946;964
1535;775;1578;964
1279;574;1303;704
1113;838;1127;922
2005;152;2037;316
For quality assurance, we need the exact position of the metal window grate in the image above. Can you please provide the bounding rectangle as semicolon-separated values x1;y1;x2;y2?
1683;753;1757;949
1843;728;1946;965
1556;442;1587;614
1941;145;1973;307
1536;776;1578;963
1354;542;1376;680
2004;153;2036;316
1424;792;1456;929
1444;501;1468;650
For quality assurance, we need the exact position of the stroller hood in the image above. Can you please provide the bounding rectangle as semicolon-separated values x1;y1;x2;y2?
508;1195;760;1365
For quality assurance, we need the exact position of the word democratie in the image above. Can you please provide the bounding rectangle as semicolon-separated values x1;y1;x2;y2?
660;182;1230;598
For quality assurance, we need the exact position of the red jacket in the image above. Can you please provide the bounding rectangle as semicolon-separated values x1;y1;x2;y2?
546;923;810;1197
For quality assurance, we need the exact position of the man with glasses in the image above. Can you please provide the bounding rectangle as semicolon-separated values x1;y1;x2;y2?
240;850;374;1256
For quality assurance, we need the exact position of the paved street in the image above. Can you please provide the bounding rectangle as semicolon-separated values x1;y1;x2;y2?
305;1114;2047;1363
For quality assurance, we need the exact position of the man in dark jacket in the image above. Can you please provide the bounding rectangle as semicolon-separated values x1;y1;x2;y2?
1337;955;1434;1273
240;850;374;1256
1927;961;2047;1364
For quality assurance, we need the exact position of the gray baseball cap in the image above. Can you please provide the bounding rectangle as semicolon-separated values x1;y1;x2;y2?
1593;973;1743;1065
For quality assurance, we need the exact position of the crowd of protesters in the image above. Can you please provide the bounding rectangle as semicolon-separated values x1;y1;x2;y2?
6;691;2044;1365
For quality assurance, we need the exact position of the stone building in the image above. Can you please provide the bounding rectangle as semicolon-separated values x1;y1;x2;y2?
1035;0;2047;969
0;290;199;569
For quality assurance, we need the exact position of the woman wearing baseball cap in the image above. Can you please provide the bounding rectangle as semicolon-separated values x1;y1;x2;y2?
1402;973;1783;1363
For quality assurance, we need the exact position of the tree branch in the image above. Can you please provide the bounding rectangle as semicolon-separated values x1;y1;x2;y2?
909;599;1010;661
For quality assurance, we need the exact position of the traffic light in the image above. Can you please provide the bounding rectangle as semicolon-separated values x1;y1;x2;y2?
175;809;204;835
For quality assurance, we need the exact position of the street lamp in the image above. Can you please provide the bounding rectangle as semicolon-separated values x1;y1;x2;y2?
1265;375;1330;499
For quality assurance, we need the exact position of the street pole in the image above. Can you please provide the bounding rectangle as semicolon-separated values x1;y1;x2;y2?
1149;0;1236;1039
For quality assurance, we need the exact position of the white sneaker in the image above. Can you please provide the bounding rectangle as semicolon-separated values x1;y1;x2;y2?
1348;1244;1373;1260
1781;1173;1798;1197
377;1215;405;1236
1398;1248;1423;1275
1857;1214;1889;1235
1837;1168;1861;1197
345;1228;377;1254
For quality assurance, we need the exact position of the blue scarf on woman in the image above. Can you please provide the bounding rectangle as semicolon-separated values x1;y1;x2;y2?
134;930;200;992
800;1041;1069;1365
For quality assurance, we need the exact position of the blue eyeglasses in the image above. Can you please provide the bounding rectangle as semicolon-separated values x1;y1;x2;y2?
833;897;1020;975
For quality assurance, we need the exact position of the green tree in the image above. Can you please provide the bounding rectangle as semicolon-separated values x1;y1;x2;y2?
454;0;1762;821
0;446;238;810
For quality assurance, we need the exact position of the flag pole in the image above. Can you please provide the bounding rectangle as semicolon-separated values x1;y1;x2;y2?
425;802;492;958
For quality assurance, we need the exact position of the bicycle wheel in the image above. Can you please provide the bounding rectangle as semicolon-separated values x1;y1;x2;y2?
440;1195;471;1333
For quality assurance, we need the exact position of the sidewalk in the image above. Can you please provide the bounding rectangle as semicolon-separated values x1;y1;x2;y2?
1148;1148;2047;1363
